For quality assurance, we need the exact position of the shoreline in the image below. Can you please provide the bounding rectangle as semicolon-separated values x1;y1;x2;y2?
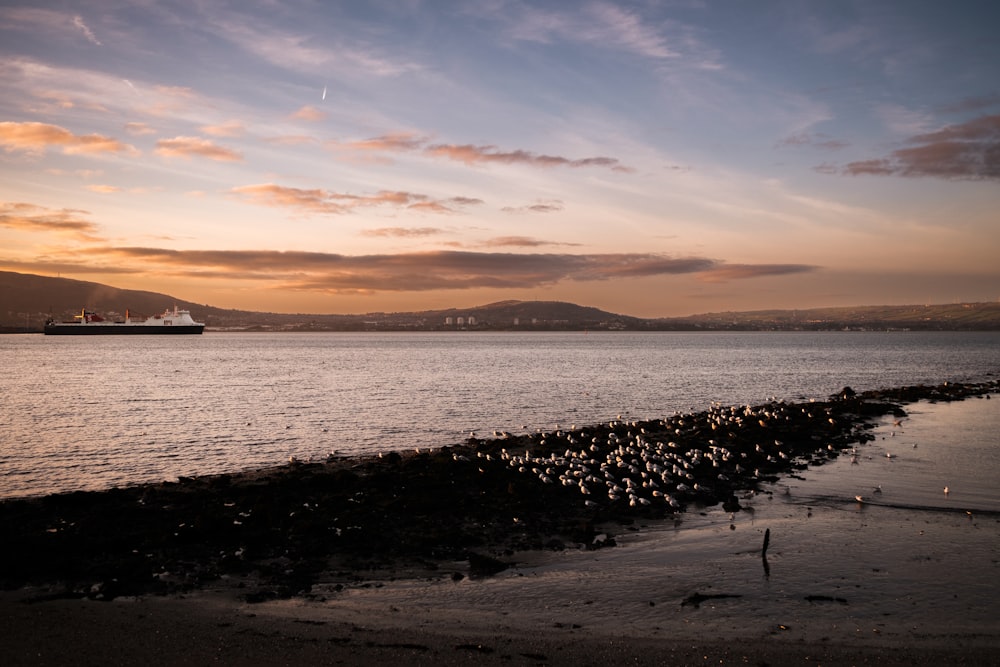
3;380;999;664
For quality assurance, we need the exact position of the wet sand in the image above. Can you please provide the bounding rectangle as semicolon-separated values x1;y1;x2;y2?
3;381;999;665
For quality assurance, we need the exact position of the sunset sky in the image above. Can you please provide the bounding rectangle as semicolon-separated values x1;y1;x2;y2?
2;1;998;317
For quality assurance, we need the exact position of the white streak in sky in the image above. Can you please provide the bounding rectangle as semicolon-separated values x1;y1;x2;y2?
322;85;327;101
123;79;139;95
73;16;102;46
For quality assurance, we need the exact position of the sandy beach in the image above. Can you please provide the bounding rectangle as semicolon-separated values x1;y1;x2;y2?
3;383;998;665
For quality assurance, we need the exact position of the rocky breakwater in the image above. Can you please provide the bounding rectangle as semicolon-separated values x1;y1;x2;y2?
1;380;996;602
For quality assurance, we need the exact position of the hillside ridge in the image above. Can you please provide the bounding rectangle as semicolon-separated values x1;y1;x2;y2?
2;271;998;331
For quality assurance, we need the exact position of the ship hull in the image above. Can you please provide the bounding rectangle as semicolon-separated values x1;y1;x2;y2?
44;324;204;335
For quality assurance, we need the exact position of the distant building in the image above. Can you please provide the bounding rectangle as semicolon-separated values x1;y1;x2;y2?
467;316;477;326
456;317;465;326
445;317;453;325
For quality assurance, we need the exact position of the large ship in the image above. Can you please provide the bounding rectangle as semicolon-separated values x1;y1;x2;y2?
44;307;205;335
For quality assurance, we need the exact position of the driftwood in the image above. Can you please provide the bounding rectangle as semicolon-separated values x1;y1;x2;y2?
762;528;771;577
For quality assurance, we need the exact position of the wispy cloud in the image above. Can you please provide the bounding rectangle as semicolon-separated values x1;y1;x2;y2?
0;121;138;156
476;236;580;248
336;132;631;172
875;103;935;137
696;264;819;283
232;183;479;215
937;94;1000;114
124;122;156;136
85;184;120;194
291;105;327;122
210;16;421;78
154;136;243;162
776;132;849;150
0;8;101;47
361;227;448;238
52;246;817;293
424;143;631;171
339;132;427;152
0;202;103;240
842;114;1000;180
201;120;246;137
484;1;722;70
501;2;676;60
72;15;101;45
500;200;564;214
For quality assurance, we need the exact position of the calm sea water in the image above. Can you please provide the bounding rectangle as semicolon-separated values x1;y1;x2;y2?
2;331;998;499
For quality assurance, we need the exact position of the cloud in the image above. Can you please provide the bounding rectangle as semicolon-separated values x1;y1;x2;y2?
340;132;427;152
265;135;319;146
72;15;101;45
201;120;246;137
423;143;632;171
406;201;459;214
291;105;327;122
154;136;243;162
936;94;1000;114
501;200;564;214
59;246;817;293
85;184;120;194
154;85;196;99
124;122;156;136
875;103;935;137
477;236;580;248
334;132;631;172
362;227;447;238
232;183;479;215
502;2;677;60
0;201;103;240
0;8;102;47
210;16;421;78
842;114;1000;180
0;122;138;156
696;264;819;283
776;132;849;150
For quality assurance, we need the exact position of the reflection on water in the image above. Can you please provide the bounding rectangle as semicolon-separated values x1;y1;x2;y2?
2;331;998;498
789;397;1000;512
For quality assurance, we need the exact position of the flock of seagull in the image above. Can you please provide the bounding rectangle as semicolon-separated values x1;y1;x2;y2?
456;398;873;514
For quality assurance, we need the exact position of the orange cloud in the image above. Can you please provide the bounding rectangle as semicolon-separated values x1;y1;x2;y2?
0;121;138;156
477;236;580;248
407;201;457;214
334;132;632;172
424;143;632;171
342;132;427;152
154;136;243;162
0;201;103;240
362;227;447;237
291;105;327;122
201;120;246;137
232;183;479;215
85;184;120;194
842;113;1000;180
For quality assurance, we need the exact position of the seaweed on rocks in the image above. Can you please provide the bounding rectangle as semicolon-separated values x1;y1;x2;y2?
1;379;996;600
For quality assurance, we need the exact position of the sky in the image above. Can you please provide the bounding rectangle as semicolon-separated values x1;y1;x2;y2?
1;1;998;318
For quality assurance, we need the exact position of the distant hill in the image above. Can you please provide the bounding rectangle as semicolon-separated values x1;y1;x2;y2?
657;303;1000;331
2;271;998;331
